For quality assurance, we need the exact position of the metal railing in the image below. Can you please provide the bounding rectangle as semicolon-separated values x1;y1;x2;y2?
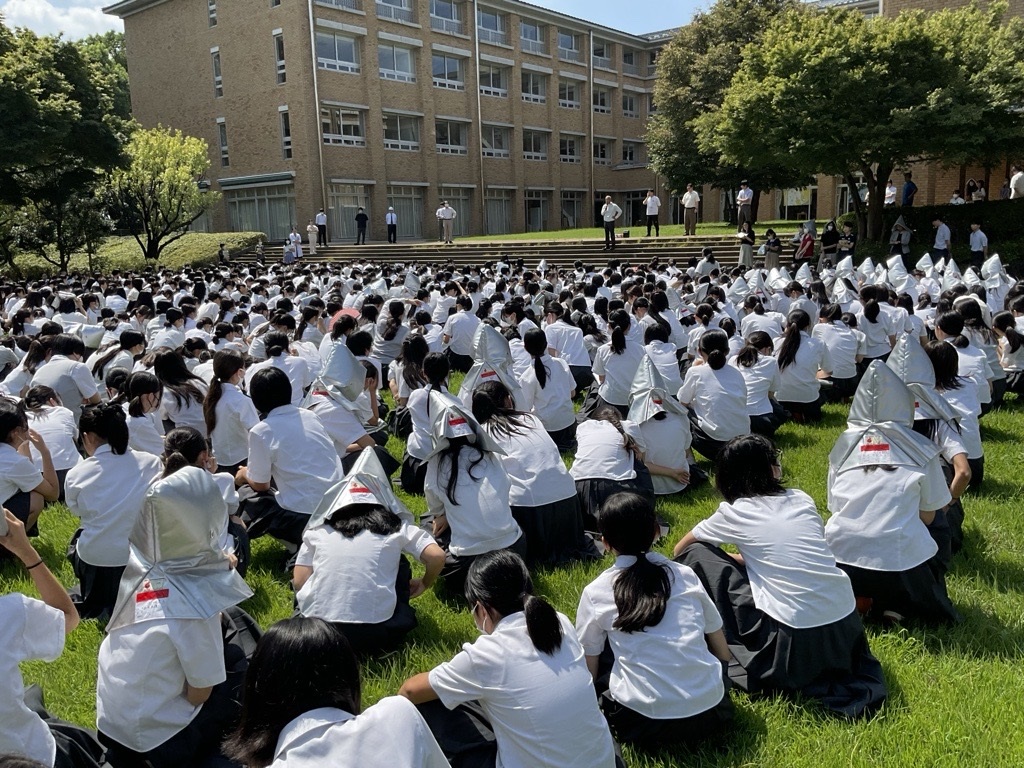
317;0;361;10
377;2;415;23
521;37;547;54
558;47;582;63
430;15;465;34
478;27;508;45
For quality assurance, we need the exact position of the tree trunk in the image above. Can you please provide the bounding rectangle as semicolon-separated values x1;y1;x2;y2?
145;238;160;261
861;162;893;243
751;189;761;224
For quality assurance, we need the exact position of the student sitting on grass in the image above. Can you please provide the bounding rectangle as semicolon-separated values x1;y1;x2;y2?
0;398;58;550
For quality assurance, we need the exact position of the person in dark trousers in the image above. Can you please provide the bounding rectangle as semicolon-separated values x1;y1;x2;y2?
600;196;622;251
386;207;398;243
315;208;328;246
901;172;918;206
217;243;229;264
355;207;369;245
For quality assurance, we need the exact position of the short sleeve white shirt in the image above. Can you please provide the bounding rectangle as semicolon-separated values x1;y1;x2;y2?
812;322;860;379
592;341;645;406
30;355;99;423
125;408;165;456
209;383;260;467
692;489;856;628
0;442;43;504
543;321;590;367
28;404;81;471
773;333;832;403
246;355;312;406
518;356;576;432
569;419;643;481
677;363;750;441
638;414;691;494
644;341;684;393
730;354;780;416
483;415;576;506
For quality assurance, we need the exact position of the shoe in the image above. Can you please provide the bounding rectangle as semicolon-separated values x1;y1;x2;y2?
855;596;874;617
881;610;905;626
687;464;709;485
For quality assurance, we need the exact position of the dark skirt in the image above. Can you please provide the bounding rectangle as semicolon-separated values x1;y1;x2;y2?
591;395;629;419
217;460;246;479
749;400;789;437
435;533;529;598
575;470;655;531
67;529;125;621
445;349;473;374
325;557;417;656
990;377;1006;408
677;542;887;719
23;685;106;768
569;364;595;392
99;606;260;768
687;411;730;463
826;375;859;402
238;490;309;546
838;561;960;627
546;422;578;453
510;495;601;567
967;456;985;491
5;489;35;533
400;453;428;495
227;517;251;578
342;444;400;477
1006;370;1024;394
600;688;733;748
778;395;824;423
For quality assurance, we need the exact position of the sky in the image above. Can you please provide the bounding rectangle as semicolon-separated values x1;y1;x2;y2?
0;0;704;40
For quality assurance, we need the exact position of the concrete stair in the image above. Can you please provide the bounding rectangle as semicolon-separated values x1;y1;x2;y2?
233;234;746;269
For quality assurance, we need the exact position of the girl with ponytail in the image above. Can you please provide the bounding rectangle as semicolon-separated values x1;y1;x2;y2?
730;331;786;436
370;300;410;386
204;350;259;477
399;549;618;768
955;297;1004;408
933;311;993;412
993;311;1024;394
855;285;897;367
675;435;887;718
773;309;832;423
245;331;311;406
812;303;863;402
401;352;450;494
23;385;80;499
519;327;577;450
123;371;165;456
576;491;732;746
64;402;163;619
678;329;749;461
591;308;644;416
88;330;146;396
542;300;595;391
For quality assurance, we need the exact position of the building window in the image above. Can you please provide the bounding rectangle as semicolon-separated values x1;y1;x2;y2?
316;31;360;73
430;0;464;34
477;8;507;45
622;141;643;165
279;110;292;158
559;135;580;164
558;30;580;63
387;184;424;238
485;188;513;234
622;93;637;118
592;39;611;69
271;0;280;6
217;121;229;167
321;105;366;146
648;93;657;113
329;183;373;241
319;0;362;10
274;34;286;84
378;44;415;82
558;79;579;108
211;51;223;97
208;0;217;26
383;113;420;151
621;48;638;75
377;0;415;24
593;140;610;166
432;54;464;90
524;189;549;231
520;20;546;54
225;184;296;241
478;64;507;97
521;71;546;104
522;130;547;161
436;119;468;155
592;88;610;114
481;124;509;158
561;191;584;228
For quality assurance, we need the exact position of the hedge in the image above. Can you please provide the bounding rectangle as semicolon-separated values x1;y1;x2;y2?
6;231;266;280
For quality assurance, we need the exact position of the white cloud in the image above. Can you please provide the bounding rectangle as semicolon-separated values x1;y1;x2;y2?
1;0;123;39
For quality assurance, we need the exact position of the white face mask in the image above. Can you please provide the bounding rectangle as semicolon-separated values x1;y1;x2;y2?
472;603;489;635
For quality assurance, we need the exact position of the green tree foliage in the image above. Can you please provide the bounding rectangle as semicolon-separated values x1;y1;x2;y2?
75;31;132;139
107;126;219;262
646;0;807;221
702;2;1024;240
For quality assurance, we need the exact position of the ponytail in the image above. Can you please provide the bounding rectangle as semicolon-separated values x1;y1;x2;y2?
736;330;772;369
594;407;639;455
863;300;881;324
994;311;1022;354
23;385;59;412
598;492;671;633
204;350;246;434
698;329;729;370
265;331;289;358
523;328;549;389
465;550;563;656
777;310;809;371
80;402;130;455
609;309;630;355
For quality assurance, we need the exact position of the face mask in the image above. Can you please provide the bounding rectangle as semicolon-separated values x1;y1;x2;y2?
472;603;489;635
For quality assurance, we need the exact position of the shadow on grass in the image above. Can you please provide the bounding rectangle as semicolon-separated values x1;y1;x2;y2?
623;701;767;767
877;603;1024;660
951;539;1024;597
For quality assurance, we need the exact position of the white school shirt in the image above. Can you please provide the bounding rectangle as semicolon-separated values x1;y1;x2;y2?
246;354;312;406
424;452;521;556
442;311;480;356
370;320;410;366
405;385;443;460
0;442;43;505
952;342;991;405
543;320;591;367
30;355;98;423
518;355;576;431
432;295;456;324
569;419;643;482
941;386;983;459
933;223;951;250
682;190;700;208
592;341;645;406
601;202;622;222
306;394;369;458
125;407;165;456
740;312;783;340
89;348;135;394
645;195;662;215
149;327;185;351
483;415;576;506
826;460;952;572
97;615;226;753
855;312;896;358
270;700;450;768
638;413;691;494
644;341;684;393
677;363;749;441
296;522;435;623
773;332;832;403
812;321;860;379
999;336;1024;372
731;354;780;416
64;446;163;567
210;383;259;467
27;405;81;471
429;613;617;768
576;554;723;719
0;594;65;766
159;380;209;436
247;405;344;515
692;489;856;628
963;328;1002;383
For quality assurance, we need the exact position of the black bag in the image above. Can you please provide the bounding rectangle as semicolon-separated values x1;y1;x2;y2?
388;405;413;439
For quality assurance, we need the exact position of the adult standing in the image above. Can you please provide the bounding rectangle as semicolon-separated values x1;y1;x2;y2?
385;206;398;243
736;180;753;230
1011;164;1024;199
600;195;622;251
288;226;303;261
437;201;457;245
355;207;369;245
315;208;328;246
884;179;897;207
932;215;952;261
644;189;662;237
306;220;319;256
681;182;700;236
901;172;918;206
969;220;988;270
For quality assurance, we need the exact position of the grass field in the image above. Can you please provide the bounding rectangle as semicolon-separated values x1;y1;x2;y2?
4;376;1024;767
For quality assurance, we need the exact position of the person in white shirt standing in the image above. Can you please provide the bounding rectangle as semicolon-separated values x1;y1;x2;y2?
314;208;328;247
931;215;952;260
437;201;457;245
884;179;897;207
681;182;700;235
644;189;662;237
385;206;398;243
1010;164;1024;199
968;219;988;270
736;180;753;229
600;195;622;251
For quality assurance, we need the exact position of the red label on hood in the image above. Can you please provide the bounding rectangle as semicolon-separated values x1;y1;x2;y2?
859;443;891;452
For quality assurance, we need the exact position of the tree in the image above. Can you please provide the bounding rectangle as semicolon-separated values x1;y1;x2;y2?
75;31;132;137
646;0;807;222
107;126;219;262
702;3;1024;241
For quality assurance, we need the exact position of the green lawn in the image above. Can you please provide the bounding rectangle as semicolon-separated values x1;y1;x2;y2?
5;379;1024;767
